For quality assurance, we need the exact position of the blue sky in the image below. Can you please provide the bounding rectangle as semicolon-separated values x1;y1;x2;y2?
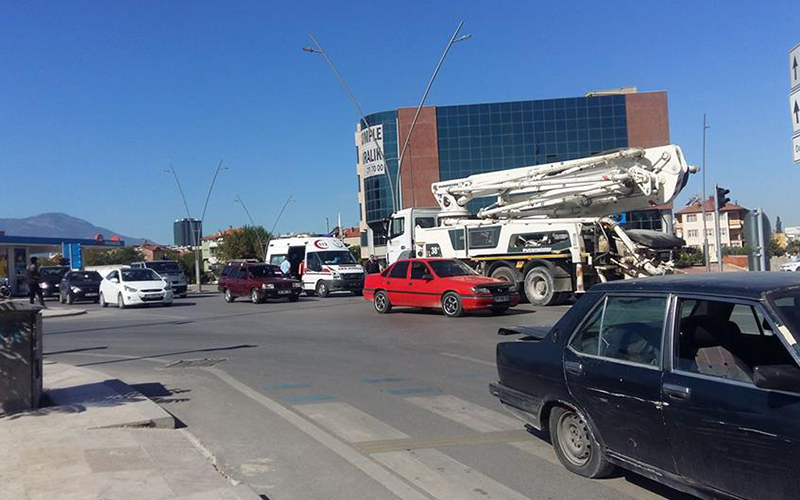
1;1;798;243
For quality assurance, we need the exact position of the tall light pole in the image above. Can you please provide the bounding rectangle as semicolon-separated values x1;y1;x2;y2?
165;160;227;292
396;21;471;208
234;194;267;261
701;114;710;272
303;36;396;214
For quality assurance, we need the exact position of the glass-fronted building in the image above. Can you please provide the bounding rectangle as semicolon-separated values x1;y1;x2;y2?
355;89;672;258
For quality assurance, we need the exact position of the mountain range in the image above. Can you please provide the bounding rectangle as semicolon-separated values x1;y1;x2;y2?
0;213;149;245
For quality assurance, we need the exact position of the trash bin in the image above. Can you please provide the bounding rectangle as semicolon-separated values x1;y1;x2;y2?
0;302;43;414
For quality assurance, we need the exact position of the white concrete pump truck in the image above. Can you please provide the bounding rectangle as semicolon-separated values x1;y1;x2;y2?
386;145;698;305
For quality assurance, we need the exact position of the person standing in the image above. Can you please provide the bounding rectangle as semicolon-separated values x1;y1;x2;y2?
364;254;380;274
26;256;45;307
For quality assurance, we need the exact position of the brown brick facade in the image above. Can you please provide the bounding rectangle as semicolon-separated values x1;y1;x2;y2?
625;91;670;148
397;106;440;209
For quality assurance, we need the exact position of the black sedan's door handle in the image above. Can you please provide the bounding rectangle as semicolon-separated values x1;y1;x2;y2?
565;361;583;376
662;383;691;400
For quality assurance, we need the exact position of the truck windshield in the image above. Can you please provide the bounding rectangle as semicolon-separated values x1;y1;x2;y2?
315;251;357;265
428;260;478;277
147;262;182;274
768;292;800;356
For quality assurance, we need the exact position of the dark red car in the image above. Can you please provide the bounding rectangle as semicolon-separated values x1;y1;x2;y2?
363;258;519;317
218;262;302;304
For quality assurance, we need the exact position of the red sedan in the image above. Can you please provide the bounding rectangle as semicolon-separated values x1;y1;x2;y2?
363;258;519;317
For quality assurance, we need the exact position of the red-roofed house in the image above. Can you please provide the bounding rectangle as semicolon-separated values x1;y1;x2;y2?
675;197;749;258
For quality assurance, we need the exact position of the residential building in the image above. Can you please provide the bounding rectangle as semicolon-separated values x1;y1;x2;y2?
201;227;242;273
355;88;673;258
675;198;749;262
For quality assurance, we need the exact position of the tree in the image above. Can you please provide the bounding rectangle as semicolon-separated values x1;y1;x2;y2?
768;236;785;258
83;247;140;266
675;247;705;268
788;239;800;256
217;226;272;262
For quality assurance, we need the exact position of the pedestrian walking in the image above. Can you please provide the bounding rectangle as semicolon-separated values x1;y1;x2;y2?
364;254;380;274
26;256;45;307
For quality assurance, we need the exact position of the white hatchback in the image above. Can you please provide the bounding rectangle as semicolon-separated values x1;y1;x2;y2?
99;267;174;308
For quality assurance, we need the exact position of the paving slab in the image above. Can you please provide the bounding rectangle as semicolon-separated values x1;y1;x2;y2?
0;362;260;500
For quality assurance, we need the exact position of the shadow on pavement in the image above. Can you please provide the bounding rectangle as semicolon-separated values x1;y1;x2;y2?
44;346;108;356
130;382;191;405
75;343;257;367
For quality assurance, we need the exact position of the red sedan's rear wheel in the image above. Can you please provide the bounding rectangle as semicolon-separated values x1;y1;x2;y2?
441;292;463;318
374;290;391;314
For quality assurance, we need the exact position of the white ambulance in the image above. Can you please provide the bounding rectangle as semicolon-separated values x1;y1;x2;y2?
265;236;365;297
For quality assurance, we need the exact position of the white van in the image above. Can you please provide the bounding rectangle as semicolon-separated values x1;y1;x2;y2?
266;236;364;297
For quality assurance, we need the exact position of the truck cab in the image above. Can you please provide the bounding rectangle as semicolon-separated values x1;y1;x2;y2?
266;236;365;298
130;260;188;297
386;207;442;264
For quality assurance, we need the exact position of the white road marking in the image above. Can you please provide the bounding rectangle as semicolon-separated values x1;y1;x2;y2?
295;402;409;443
205;368;430;500
439;352;496;367
406;395;521;433
374;448;530;500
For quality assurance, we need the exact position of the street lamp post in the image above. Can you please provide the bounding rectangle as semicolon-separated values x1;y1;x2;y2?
234;194;267;261
396;21;471;208
302;37;397;214
701;114;710;272
165;160;227;293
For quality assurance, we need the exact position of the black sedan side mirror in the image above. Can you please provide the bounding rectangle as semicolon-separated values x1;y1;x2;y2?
753;365;800;393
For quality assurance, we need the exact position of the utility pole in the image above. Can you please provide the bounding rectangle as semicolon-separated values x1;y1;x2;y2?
701;114;711;272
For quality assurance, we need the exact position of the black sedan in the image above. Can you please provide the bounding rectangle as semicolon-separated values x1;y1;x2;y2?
38;265;70;298
490;272;800;500
59;270;102;304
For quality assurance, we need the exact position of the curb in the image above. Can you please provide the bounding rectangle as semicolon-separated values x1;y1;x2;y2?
42;308;87;318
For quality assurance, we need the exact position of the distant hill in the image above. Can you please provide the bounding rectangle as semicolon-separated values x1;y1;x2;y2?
0;213;149;246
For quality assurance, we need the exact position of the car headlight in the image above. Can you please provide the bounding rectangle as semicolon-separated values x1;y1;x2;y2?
71;286;82;293
472;286;491;294
40;282;49;288
331;272;341;280
124;285;138;293
262;283;275;290
163;281;172;289
292;282;301;288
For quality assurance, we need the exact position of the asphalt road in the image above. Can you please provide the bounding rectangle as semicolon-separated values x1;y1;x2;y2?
41;292;696;500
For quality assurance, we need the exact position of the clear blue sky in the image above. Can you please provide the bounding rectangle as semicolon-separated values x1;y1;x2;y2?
1;1;799;243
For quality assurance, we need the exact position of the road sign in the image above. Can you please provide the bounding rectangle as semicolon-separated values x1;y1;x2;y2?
792;90;800;135
791;44;800;90
794;135;800;163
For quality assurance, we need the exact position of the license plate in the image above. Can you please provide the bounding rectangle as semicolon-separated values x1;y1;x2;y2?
85;293;98;297
278;290;290;295
145;294;161;299
493;295;510;303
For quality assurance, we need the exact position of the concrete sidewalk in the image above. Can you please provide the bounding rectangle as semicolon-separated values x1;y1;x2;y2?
0;299;87;318
0;362;260;500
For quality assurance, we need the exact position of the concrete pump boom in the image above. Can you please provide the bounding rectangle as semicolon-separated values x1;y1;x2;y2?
431;145;697;223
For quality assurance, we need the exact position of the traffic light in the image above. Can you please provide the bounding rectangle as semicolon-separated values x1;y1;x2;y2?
716;186;730;210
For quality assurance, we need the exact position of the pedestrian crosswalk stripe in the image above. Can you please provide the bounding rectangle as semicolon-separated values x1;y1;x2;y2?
294;402;409;443
374;448;531;500
406;395;522;433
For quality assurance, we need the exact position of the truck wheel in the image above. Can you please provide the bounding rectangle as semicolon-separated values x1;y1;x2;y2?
223;288;235;303
550;406;614;479
316;281;329;298
490;265;518;291
374;290;391;314
442;292;463;318
524;267;556;306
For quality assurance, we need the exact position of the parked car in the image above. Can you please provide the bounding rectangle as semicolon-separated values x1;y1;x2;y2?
38;265;70;299
363;258;519;317
780;260;800;272
217;262;302;304
490;272;800;500
59;270;102;304
131;260;188;297
99;267;174;308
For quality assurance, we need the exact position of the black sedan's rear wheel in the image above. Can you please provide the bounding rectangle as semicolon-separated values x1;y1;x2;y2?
550;406;614;478
373;290;391;314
